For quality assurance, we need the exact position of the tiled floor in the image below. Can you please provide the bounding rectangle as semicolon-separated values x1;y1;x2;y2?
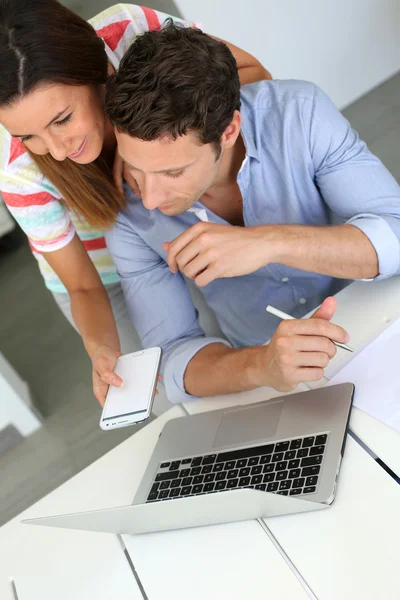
0;1;399;526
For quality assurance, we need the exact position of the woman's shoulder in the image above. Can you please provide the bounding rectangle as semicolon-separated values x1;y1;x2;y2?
90;4;198;67
0;125;62;202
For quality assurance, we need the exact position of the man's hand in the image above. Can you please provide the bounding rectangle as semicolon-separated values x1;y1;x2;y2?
163;222;268;286
252;297;350;392
91;344;123;407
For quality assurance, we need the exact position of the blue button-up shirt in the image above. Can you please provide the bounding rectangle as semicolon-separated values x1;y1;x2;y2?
106;80;400;403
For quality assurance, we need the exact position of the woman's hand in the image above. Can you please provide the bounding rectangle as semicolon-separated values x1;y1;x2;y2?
113;148;141;197
91;344;123;407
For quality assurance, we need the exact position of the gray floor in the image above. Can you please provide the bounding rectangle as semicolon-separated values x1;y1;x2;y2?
0;13;399;525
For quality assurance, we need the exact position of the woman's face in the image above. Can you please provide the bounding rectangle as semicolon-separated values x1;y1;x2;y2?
0;83;107;164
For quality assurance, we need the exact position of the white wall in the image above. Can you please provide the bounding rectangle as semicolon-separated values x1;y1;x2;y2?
176;0;400;109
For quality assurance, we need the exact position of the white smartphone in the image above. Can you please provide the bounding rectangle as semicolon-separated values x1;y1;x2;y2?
99;347;162;430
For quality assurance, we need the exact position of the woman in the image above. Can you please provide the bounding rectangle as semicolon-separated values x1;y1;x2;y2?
0;0;271;406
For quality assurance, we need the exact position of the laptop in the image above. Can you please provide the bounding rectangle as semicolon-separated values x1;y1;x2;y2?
23;383;354;535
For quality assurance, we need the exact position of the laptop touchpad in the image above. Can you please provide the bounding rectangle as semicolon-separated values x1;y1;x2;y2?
212;400;284;449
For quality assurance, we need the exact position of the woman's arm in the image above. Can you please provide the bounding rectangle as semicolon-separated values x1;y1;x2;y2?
44;234;123;405
211;36;272;85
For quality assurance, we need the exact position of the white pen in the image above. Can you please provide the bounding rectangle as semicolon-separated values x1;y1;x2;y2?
266;305;353;352
9;578;19;600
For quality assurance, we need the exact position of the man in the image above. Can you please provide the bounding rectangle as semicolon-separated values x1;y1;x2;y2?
104;21;400;403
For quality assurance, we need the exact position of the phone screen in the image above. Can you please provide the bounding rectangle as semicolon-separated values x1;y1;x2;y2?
102;350;160;421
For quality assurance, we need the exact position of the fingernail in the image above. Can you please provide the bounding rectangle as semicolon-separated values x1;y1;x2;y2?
114;378;122;387
345;333;350;343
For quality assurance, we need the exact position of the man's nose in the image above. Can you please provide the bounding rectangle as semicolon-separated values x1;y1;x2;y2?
141;180;169;211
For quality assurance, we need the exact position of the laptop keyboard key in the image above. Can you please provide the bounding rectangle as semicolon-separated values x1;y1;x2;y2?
301;456;323;467
309;445;325;456
263;464;274;474
288;459;300;469
150;483;159;494
251;475;263;484
160;480;170;490
179;469;190;478
263;473;275;483
225;461;236;470
267;482;279;492
303;486;317;494
155;470;179;482
227;469;239;479
213;463;224;472
315;434;328;445
297;448;308;458
289;469;301;479
302;465;321;477
202;454;216;465
277;490;289;496
227;478;239;489
215;471;227;481
284;450;296;460
170;461;181;470
159;489;169;499
193;475;203;485
271;452;284;462
239;477;251;486
290;439;302;450
275;461;288;471
192;484;203;494
306;476;318;486
182;458;192;465
275;441;289;452
293;477;305;488
279;480;292;490
259;455;271;465
276;471;288;481
204;473;215;483
251;465;262;475
190;467;201;476
201;465;213;474
248;457;259;466
181;477;192;487
180;486;192;496
160;462;170;468
255;483;267;491
216;444;274;464
170;479;182;488
237;459;247;468
290;488;302;495
191;457;202;467
204;483;215;492
147;491;159;502
239;467;250;477
302;437;315;448
169;488;180;498
215;480;227;490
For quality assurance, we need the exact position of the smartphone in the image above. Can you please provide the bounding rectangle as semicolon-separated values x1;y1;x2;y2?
99;347;162;430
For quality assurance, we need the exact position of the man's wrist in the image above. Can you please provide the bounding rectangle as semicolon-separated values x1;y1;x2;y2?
250;225;287;266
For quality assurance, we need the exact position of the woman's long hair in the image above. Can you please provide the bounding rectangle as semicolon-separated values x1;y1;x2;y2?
0;0;125;228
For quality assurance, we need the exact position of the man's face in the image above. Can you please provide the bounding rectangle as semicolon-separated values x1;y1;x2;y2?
116;130;222;215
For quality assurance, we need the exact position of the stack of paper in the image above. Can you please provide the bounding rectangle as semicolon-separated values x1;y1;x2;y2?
328;317;400;432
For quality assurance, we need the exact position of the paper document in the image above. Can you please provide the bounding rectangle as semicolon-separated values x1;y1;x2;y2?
328;317;400;432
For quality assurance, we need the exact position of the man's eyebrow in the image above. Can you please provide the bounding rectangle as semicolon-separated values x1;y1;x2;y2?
12;107;70;137
122;159;196;173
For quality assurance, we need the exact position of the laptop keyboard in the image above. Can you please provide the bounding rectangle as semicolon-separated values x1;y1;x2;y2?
146;433;328;503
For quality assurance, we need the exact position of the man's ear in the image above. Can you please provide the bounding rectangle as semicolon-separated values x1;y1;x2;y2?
221;110;241;149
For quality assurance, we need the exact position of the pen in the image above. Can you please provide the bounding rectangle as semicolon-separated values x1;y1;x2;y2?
266;305;353;352
9;579;19;600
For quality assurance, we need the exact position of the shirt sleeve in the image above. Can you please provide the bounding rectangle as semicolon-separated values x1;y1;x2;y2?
0;134;75;253
308;85;400;279
105;213;231;404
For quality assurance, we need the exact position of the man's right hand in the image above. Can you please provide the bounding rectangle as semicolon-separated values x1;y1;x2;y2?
253;297;350;392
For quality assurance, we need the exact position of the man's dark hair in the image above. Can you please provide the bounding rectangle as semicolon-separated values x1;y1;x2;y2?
105;20;241;154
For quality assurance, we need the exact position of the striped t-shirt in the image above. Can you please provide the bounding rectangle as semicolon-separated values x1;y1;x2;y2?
0;4;195;293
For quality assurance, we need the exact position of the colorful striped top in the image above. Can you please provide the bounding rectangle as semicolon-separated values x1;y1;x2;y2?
0;4;195;293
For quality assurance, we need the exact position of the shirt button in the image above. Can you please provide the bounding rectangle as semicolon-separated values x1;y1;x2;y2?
281;277;289;282
299;297;307;304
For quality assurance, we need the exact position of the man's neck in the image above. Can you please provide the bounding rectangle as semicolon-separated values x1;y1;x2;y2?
212;133;246;189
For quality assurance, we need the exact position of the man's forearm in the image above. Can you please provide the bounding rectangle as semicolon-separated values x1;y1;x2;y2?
183;343;262;397
70;287;121;359
263;223;379;279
